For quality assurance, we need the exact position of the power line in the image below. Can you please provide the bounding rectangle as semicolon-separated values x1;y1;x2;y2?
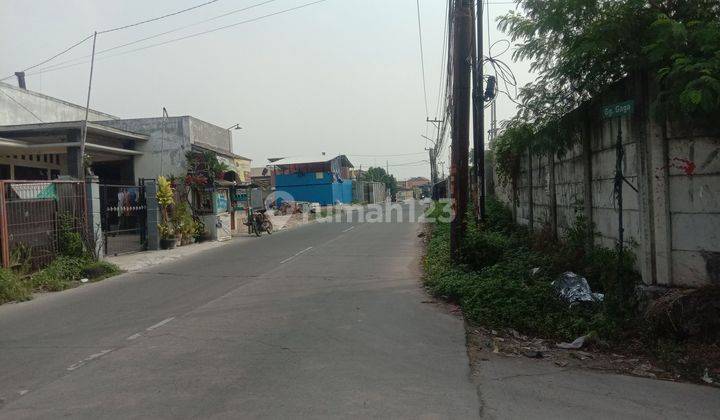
28;0;331;77
415;0;430;119
356;160;429;167
98;0;222;34
2;0;223;82
0;34;94;81
0;87;44;122
348;152;426;158
33;0;281;74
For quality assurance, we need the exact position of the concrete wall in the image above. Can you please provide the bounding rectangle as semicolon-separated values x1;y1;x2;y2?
493;75;720;288
96;117;191;181
188;117;232;153
0;82;116;125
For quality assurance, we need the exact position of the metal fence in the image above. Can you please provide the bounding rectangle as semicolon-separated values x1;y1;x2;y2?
0;180;87;270
99;183;147;256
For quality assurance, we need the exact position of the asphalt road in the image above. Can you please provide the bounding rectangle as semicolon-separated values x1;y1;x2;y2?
1;203;718;419
0;204;479;418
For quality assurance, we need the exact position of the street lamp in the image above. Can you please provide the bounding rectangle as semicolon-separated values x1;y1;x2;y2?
226;123;243;131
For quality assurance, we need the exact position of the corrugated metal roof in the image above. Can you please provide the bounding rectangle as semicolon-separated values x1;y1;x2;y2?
270;154;353;168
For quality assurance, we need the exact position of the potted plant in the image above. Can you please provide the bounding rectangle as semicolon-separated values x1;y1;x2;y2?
158;222;176;249
157;176;176;249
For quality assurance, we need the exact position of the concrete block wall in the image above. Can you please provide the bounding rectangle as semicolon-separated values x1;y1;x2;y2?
493;76;720;288
0;82;116;125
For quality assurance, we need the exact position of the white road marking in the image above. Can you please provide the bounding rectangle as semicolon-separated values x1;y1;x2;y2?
146;317;176;331
280;246;313;264
126;333;142;341
18;390;28;396
341;226;355;233
67;349;113;371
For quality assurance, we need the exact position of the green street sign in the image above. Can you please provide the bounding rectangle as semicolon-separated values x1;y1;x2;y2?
602;100;634;119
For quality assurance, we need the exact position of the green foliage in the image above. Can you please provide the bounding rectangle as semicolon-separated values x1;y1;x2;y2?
0;269;32;304
81;260;121;281
158;222;175;240
157;175;175;239
31;256;86;292
645;11;720;120
171;201;197;238
9;243;32;275
500;1;720;122
424;197;638;340
492;120;534;187
157;176;175;209
58;213;87;258
494;1;720;181
359;167;398;199
185;150;230;185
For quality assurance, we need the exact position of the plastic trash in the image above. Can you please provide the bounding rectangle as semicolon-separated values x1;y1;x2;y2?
552;272;604;305
557;335;587;349
80;278;89;283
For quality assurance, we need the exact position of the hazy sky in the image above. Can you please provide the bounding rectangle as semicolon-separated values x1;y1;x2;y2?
0;0;532;179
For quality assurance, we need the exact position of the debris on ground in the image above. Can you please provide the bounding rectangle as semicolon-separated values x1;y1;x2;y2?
557;334;592;350
644;286;720;341
552;272;604;305
702;369;714;384
464;326;691;383
523;350;543;358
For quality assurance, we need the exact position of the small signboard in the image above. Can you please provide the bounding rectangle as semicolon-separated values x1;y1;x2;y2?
602;100;635;119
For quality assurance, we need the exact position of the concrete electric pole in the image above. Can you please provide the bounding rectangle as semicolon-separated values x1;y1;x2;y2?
449;0;472;261
471;0;485;222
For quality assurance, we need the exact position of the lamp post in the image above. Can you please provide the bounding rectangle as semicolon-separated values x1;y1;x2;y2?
226;124;242;154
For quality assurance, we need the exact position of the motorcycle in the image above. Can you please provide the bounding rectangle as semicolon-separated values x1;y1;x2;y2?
246;208;273;237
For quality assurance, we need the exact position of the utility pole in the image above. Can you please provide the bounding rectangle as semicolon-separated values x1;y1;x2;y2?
471;0;485;221
80;31;98;177
426;147;437;185
450;0;472;261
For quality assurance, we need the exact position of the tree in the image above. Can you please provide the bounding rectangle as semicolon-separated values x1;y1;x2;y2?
499;0;720;123
360;167;398;200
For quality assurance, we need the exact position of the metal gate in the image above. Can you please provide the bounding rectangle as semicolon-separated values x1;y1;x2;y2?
99;183;147;256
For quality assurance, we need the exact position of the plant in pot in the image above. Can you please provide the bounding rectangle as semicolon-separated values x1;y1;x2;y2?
157;176;176;249
172;201;195;246
158;222;176;249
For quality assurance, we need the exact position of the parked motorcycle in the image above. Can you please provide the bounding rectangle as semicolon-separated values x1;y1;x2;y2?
246;208;273;237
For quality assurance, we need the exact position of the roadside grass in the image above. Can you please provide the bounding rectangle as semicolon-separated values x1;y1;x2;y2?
423;198;635;341
1;256;122;305
0;269;32;304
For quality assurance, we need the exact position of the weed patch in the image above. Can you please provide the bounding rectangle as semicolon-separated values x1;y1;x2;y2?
0;269;32;304
424;198;637;340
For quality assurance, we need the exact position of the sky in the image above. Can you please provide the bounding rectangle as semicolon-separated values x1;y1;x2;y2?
0;0;533;180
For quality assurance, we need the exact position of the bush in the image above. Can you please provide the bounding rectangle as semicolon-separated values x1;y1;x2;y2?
81;261;121;281
31;256;86;292
58;213;87;258
0;269;32;304
423;198;637;340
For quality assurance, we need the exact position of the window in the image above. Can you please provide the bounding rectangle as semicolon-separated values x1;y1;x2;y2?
0;164;9;179
14;165;48;180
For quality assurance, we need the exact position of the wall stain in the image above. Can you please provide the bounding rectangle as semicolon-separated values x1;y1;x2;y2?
701;251;720;284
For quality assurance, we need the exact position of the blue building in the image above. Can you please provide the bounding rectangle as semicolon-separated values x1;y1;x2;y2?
271;155;354;205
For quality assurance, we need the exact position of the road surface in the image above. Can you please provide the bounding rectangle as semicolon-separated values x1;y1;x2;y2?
0;205;478;418
0;203;718;419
